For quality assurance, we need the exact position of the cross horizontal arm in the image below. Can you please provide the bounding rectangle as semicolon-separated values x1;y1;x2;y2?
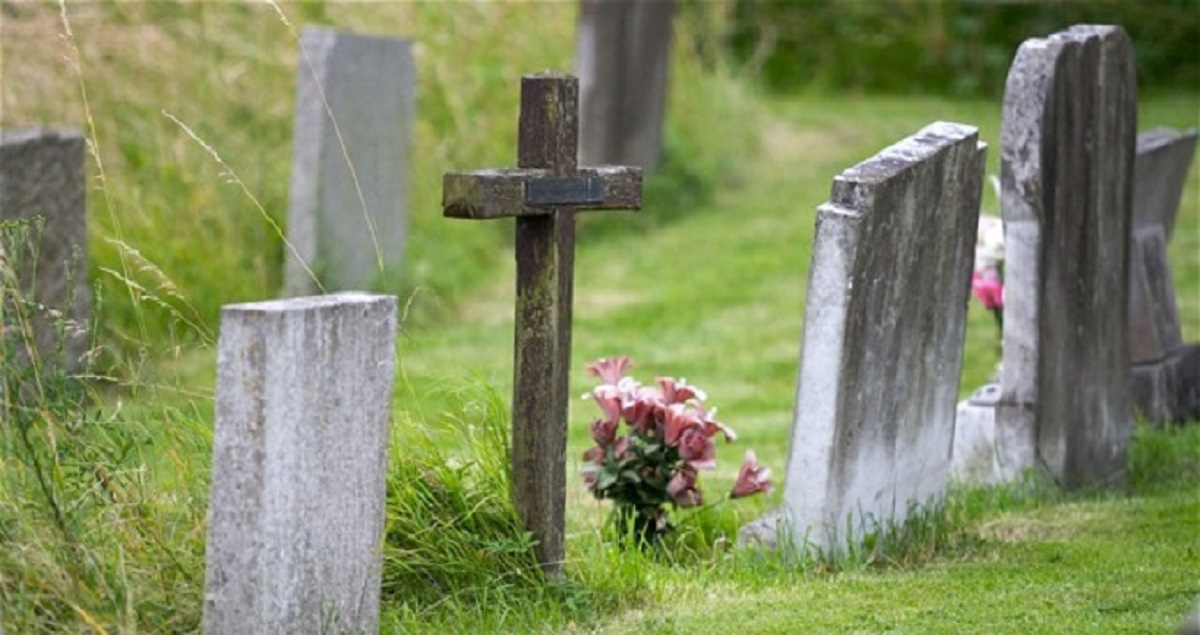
443;166;642;220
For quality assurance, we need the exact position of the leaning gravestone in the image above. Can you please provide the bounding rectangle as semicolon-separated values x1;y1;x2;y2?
284;26;414;296
575;0;673;173
0;128;89;374
202;293;397;634
1128;127;1199;424
994;25;1137;488
776;122;985;554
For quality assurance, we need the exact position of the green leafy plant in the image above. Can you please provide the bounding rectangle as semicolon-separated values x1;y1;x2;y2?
578;357;772;546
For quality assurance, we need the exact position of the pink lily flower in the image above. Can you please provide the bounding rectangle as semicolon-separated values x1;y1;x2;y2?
694;404;737;442
589;384;624;427
612;436;631;459
622;386;662;433
730;450;773;498
667;465;702;508
971;268;1004;311
657;376;707;405
581;445;604;466
586;356;632;386
679;427;717;470
591;417;618;448
662;404;699;447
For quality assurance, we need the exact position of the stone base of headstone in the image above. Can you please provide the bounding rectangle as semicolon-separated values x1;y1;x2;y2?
1180;599;1200;635
736;507;786;551
1180;345;1200;422
1132;343;1200;425
950;383;1002;484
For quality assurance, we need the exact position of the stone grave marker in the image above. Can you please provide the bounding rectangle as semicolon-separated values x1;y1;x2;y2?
442;73;643;575
777;122;986;554
950;383;1003;484
202;293;397;635
0;127;89;374
284;26;414;296
1128;127;1199;424
575;0;673;173
995;25;1137;488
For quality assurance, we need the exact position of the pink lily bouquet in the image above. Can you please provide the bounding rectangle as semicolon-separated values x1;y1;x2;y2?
971;212;1005;327
972;177;1006;340
579;356;772;545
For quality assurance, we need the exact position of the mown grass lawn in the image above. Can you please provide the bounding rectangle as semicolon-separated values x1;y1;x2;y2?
598;487;1200;633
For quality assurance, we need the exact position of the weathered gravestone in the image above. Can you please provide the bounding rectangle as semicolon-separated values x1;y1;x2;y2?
994;25;1137;488
442;73;642;575
284;26;414;296
202;293;397;635
774;122;986;553
1128;127;1199;424
575;0;673;173
0;128;89;374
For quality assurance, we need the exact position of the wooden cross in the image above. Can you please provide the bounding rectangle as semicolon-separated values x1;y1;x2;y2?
442;73;643;575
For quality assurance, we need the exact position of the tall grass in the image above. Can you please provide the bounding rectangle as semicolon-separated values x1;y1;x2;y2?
1;220;207;633
2;1;764;368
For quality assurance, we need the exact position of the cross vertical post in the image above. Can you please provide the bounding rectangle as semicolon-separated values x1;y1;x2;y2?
441;72;643;575
513;75;577;575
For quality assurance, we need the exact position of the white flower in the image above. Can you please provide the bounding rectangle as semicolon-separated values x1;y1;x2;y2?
975;213;1004;272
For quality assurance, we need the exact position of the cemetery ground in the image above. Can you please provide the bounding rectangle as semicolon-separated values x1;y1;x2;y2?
3;5;1200;633
5;91;1198;633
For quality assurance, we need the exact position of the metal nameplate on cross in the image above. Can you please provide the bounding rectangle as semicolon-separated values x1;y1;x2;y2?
441;72;644;576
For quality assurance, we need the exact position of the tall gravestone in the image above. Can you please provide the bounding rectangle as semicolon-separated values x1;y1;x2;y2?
778;122;985;553
575;0;673;173
1128;128;1199;424
995;25;1137;488
0;128;89;374
202;293;397;634
284;27;414;296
